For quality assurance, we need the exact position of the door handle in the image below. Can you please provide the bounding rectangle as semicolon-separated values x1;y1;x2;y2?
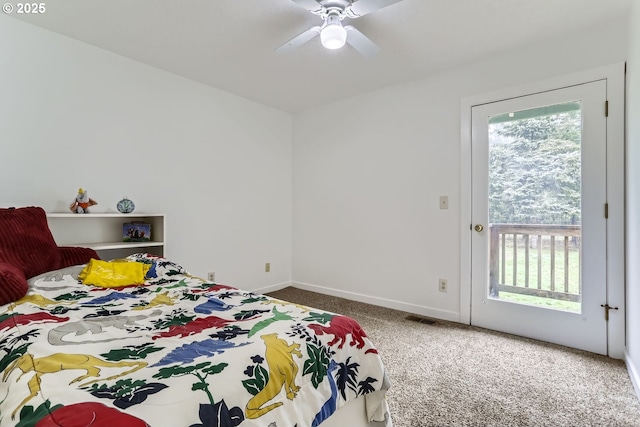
474;224;484;232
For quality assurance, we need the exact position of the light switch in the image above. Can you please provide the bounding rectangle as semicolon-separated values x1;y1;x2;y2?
439;196;449;210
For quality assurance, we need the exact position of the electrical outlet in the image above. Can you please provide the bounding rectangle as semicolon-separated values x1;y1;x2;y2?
439;196;449;210
265;262;271;273
207;272;215;282
439;279;447;293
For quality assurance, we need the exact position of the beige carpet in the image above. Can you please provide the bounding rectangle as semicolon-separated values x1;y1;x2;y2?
267;286;640;427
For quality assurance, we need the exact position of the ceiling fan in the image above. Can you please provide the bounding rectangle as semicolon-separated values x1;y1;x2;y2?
276;0;405;58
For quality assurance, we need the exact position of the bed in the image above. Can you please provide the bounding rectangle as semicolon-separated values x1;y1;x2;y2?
0;208;391;427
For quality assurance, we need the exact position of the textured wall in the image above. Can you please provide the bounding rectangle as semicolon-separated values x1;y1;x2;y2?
625;0;640;396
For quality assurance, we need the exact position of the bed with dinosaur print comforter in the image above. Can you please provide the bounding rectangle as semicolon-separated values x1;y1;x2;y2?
0;254;391;427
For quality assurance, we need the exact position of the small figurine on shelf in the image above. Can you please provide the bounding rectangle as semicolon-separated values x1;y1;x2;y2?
69;188;98;214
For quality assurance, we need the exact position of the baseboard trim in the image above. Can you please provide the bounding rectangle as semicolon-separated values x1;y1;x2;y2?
251;281;291;295
291;281;460;323
625;350;640;401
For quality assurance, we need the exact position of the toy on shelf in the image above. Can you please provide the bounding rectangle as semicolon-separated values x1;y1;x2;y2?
69;188;98;214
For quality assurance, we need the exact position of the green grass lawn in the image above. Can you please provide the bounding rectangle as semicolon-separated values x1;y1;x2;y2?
494;238;581;313
497;292;581;312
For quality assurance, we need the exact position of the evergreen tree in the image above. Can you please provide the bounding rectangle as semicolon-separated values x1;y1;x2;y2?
489;110;581;225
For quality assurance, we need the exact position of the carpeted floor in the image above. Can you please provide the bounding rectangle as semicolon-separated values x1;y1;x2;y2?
267;286;640;427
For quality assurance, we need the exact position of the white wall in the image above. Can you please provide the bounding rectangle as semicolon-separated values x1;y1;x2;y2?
0;15;292;291
292;18;629;320
626;0;640;396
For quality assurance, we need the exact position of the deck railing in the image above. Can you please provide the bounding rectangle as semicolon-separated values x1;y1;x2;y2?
489;224;581;302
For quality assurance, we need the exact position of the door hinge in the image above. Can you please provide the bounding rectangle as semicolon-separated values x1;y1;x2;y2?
605;203;609;219
605;100;609;117
601;303;619;321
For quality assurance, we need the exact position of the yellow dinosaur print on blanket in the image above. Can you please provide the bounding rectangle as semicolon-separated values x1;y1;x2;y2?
132;290;175;310
3;353;147;419
6;294;71;311
245;333;303;419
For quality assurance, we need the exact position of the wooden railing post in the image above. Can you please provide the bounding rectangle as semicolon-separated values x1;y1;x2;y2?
489;225;499;298
490;224;581;303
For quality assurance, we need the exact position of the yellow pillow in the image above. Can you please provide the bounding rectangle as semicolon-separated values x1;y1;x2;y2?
79;259;151;288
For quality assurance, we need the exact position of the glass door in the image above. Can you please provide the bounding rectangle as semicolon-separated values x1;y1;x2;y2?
471;81;608;354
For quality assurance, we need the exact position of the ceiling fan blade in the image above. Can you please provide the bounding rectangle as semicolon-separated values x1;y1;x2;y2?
348;0;404;17
291;0;323;13
345;25;380;58
275;26;322;54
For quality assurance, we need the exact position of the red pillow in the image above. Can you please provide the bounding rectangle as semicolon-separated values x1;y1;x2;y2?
0;206;61;279
58;246;100;268
0;262;27;305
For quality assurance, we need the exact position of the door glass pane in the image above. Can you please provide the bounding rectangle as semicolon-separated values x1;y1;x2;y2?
488;101;582;313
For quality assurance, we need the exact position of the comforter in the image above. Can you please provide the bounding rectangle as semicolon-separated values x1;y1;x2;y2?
0;254;390;427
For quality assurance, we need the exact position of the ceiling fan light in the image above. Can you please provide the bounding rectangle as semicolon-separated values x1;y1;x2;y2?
320;24;347;49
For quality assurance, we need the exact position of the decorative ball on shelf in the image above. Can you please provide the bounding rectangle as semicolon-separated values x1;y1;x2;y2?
116;197;135;214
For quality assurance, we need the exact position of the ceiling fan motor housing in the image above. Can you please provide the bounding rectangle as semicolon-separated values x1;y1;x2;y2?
324;10;343;26
317;0;354;10
316;0;357;20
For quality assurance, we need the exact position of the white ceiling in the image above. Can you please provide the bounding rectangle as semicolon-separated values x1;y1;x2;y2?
10;0;633;113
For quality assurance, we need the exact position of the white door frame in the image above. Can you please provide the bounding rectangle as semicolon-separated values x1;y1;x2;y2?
460;63;625;358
